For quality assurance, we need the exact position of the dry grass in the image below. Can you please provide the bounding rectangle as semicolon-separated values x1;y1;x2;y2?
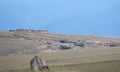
0;47;120;71
2;60;120;72
0;31;120;72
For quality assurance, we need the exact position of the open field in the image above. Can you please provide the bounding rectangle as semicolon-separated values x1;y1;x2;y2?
0;47;120;72
2;60;120;72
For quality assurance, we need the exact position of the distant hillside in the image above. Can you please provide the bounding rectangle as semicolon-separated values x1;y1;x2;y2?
42;12;120;37
0;29;120;56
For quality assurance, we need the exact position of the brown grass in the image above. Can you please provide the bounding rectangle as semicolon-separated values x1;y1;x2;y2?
0;47;120;71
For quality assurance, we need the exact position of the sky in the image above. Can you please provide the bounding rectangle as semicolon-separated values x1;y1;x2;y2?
0;0;120;37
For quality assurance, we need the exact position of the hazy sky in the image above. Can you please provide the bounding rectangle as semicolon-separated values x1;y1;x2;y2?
0;0;120;37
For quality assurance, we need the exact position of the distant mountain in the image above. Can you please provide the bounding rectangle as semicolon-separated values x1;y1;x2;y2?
42;7;120;37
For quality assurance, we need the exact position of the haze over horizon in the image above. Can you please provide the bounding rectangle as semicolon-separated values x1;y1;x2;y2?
0;0;120;37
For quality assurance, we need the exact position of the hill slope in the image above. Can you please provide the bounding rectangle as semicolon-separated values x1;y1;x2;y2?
0;29;120;56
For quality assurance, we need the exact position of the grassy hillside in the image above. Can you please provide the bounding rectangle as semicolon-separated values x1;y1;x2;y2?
0;30;120;72
0;30;120;56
